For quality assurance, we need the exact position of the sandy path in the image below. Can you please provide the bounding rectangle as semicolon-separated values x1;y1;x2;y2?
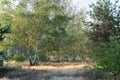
22;63;90;71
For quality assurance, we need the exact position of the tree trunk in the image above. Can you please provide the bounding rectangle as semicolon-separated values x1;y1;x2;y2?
34;40;39;65
26;45;30;59
56;52;60;62
73;54;76;62
25;38;30;59
46;51;49;61
29;56;32;66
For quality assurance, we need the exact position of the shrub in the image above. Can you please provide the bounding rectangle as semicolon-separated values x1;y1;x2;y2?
13;54;25;62
31;55;38;61
92;41;120;76
0;55;2;60
0;55;3;67
39;55;46;62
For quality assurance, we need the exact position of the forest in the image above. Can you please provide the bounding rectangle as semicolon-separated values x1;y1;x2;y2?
0;0;120;80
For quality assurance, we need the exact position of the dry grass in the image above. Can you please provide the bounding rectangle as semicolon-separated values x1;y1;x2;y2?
22;62;91;71
0;61;113;80
4;61;92;71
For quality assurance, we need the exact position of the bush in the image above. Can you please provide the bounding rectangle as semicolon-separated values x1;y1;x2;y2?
92;41;120;76
0;55;3;67
39;55;46;62
13;54;25;62
32;55;39;61
7;53;14;60
0;55;2;60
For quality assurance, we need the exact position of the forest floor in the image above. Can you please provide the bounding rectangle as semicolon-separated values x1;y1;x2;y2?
0;61;113;80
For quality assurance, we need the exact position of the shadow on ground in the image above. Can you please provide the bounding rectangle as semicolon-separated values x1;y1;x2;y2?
0;67;113;80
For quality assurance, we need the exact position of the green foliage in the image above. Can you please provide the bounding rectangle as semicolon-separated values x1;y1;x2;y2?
0;17;11;42
0;0;90;63
13;54;25;62
39;55;46;62
89;0;120;76
0;59;3;67
89;0;120;43
0;55;3;67
6;53;14;60
31;55;39;61
92;38;120;75
0;55;2;60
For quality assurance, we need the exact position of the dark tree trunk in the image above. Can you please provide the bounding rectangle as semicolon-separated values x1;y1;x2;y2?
73;54;76;62
56;52;60;62
29;56;32;66
46;51;49;61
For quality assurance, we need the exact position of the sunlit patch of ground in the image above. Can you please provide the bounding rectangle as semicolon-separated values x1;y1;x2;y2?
22;62;91;71
4;61;92;70
0;61;113;80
